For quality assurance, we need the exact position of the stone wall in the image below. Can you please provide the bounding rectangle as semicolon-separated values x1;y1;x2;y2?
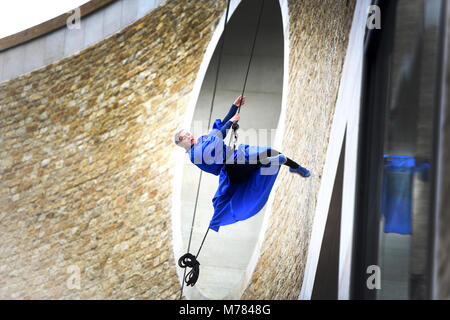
242;0;355;299
0;0;226;299
0;0;355;299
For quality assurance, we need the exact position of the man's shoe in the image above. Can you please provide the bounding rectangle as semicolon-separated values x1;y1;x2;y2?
289;165;310;178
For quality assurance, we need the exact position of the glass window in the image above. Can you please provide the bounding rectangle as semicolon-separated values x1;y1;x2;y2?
354;0;442;299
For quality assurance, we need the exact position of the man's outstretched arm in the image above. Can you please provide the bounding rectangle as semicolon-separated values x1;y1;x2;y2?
223;96;245;124
218;96;245;138
219;112;240;139
222;104;238;125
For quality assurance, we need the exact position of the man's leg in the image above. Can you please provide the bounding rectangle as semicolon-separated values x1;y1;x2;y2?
258;149;310;177
257;148;297;169
225;163;261;184
225;148;311;183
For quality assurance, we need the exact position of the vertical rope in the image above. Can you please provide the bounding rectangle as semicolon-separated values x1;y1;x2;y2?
231;0;265;150
238;0;265;112
196;226;210;258
179;0;231;300
178;0;265;299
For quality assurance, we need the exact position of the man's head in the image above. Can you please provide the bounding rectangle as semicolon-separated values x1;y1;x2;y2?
174;128;195;151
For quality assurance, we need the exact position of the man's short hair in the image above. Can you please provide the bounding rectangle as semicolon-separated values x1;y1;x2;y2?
174;128;184;145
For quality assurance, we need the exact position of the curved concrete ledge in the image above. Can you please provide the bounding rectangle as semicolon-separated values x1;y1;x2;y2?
0;0;166;83
0;0;115;51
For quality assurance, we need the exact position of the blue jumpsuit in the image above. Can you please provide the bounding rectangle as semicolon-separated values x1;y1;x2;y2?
189;104;281;232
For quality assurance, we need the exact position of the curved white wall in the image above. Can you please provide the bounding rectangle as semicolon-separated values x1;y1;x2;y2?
0;0;166;83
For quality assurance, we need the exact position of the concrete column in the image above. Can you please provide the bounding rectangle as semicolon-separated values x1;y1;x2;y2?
432;0;450;300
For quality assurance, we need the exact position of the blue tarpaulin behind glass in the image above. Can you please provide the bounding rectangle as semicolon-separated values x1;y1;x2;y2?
381;155;429;234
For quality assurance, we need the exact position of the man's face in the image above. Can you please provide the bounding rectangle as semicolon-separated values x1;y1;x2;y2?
178;130;194;149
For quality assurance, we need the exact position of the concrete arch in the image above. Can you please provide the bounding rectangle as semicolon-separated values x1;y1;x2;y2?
0;0;230;300
171;0;290;300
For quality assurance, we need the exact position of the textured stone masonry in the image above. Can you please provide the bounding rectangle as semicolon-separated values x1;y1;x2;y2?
242;0;355;299
0;0;227;299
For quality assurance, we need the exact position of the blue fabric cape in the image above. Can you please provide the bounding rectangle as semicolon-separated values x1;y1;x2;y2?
210;145;280;232
189;118;280;232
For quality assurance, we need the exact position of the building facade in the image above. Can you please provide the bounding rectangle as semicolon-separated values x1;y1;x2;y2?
0;0;448;300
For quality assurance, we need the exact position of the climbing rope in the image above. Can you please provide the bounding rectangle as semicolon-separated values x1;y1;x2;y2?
178;0;265;299
178;0;231;300
177;226;209;288
230;0;265;150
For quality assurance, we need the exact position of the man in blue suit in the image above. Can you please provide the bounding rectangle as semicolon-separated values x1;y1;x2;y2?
174;96;310;231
